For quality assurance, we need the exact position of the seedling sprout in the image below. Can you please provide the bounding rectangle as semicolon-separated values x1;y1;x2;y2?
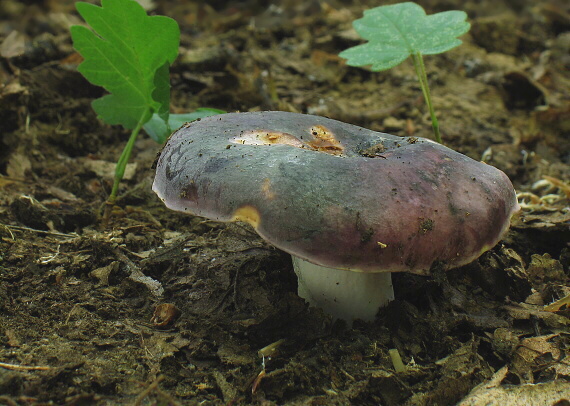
339;2;471;143
71;0;223;220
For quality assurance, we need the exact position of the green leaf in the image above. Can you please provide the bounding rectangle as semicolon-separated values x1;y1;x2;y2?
339;2;470;71
152;62;172;125
143;108;226;143
70;0;180;129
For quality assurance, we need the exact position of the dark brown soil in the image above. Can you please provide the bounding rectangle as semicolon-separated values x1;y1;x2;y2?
1;0;569;405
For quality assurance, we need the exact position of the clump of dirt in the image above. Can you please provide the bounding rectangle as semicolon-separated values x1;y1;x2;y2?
1;0;569;405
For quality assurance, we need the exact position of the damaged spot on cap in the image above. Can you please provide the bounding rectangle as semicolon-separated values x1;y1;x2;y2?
307;125;344;155
229;125;344;156
232;205;261;229
230;130;306;148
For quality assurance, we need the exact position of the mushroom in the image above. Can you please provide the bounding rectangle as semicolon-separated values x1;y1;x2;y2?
152;111;520;322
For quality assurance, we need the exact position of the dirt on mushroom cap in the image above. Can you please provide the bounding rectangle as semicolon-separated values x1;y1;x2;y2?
153;111;519;275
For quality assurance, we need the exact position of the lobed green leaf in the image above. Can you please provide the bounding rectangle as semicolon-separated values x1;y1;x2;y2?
339;2;470;71
71;0;180;129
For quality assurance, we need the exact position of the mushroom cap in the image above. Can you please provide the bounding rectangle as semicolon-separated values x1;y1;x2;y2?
153;111;519;275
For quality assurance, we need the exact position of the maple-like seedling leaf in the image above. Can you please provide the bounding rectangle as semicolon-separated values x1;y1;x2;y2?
339;2;470;71
71;0;179;129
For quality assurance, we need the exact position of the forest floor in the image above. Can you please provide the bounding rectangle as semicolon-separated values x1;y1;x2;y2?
0;0;569;404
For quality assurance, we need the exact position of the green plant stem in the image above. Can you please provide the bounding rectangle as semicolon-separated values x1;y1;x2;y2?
411;52;441;144
103;109;148;222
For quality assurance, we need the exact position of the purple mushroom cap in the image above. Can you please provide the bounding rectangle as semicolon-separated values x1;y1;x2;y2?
153;111;519;275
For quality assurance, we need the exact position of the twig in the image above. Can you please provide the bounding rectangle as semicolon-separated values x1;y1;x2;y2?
0;224;15;240
0;361;50;371
64;304;82;325
0;223;77;238
0;396;19;406
113;247;164;297
389;348;406;373
134;375;180;406
134;375;164;405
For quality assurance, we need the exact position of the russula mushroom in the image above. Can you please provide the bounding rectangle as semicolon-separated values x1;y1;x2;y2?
152;111;520;322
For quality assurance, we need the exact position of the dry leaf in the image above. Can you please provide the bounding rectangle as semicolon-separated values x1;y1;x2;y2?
545;294;570;312
0;30;26;58
458;366;570;406
504;303;570;330
513;334;570;380
83;159;137;180
6;152;32;180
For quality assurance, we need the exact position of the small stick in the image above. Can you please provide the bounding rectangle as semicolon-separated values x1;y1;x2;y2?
0;224;77;238
113;247;164;297
0;396;19;406
258;339;285;358
134;375;171;406
389;348;406;373
0;361;50;371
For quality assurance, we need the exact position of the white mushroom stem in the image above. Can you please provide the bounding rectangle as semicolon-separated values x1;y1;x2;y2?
292;257;395;322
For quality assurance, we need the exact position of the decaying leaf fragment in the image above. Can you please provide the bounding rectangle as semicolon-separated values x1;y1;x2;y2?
504;302;570;330
512;334;570;381
457;366;570;406
545;294;570;312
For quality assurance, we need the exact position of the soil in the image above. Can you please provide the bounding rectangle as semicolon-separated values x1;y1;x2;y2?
1;0;569;405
